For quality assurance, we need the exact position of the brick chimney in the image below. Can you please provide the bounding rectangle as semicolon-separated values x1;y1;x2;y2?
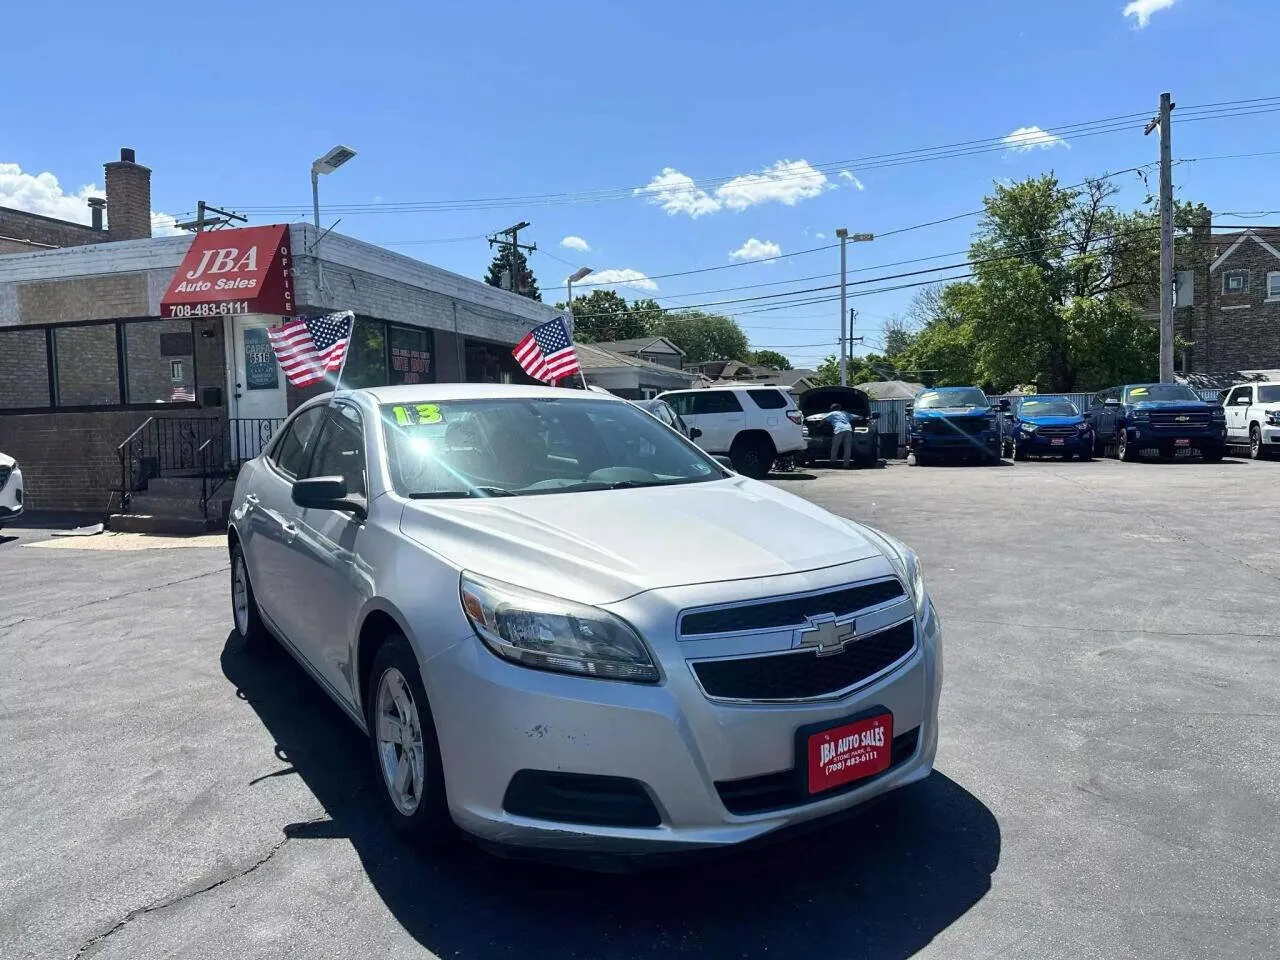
104;147;152;240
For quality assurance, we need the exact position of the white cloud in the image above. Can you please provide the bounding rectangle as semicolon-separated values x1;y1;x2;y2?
1002;126;1070;152
635;158;833;218
814;231;827;239
838;170;865;190
574;268;657;291
0;161;182;236
634;167;722;218
715;159;830;211
729;238;782;262
1123;0;1177;28
560;235;590;252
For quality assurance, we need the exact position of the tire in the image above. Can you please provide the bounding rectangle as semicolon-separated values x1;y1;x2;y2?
1117;430;1139;462
1250;424;1265;460
230;542;271;654
366;634;454;850
1013;440;1028;462
910;450;930;466
1200;445;1225;464
1002;440;1012;458
1078;446;1093;462
730;435;774;479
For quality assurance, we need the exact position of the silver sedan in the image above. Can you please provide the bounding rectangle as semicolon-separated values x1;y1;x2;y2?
228;383;942;861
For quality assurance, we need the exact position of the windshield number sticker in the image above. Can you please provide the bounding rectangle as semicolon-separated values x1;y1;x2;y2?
391;403;444;426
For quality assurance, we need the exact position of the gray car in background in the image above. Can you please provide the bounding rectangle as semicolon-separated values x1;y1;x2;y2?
227;384;941;864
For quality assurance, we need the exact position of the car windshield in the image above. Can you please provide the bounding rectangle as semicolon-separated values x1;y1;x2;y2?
1124;384;1200;403
1258;386;1280;403
1018;398;1079;418
915;388;988;409
381;397;724;498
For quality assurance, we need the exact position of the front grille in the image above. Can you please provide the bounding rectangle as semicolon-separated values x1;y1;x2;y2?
716;727;921;814
921;415;988;437
1150;412;1211;429
1036;425;1076;438
691;620;916;701
680;579;905;636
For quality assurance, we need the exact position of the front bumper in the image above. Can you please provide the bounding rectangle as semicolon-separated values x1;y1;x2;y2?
423;586;942;856
1017;432;1092;452
804;430;877;460
1261;425;1280;446
1124;424;1226;448
910;431;1000;455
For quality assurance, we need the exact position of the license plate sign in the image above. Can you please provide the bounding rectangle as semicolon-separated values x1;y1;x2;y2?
1175;438;1191;446
1050;438;1065;446
806;713;893;794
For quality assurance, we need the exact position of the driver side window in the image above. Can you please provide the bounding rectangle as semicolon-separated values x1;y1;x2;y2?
305;404;367;498
270;407;326;480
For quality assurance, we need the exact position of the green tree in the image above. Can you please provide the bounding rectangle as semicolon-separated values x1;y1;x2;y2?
747;349;792;370
651;310;749;364
628;298;666;331
563;289;648;342
484;247;541;301
810;352;894;387
881;315;916;360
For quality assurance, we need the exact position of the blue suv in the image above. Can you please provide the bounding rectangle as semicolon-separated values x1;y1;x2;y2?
907;386;1007;465
1086;383;1227;462
1004;396;1094;461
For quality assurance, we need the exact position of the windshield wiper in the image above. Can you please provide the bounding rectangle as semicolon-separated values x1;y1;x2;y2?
407;486;515;499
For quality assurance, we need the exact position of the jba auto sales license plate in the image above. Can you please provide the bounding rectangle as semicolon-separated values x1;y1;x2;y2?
1050;438;1065;445
1175;438;1191;446
806;713;893;794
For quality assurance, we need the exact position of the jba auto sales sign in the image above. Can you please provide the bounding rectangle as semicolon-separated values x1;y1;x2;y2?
160;224;294;319
806;712;893;794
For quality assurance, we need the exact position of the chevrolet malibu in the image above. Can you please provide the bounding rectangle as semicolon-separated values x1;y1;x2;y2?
228;384;941;862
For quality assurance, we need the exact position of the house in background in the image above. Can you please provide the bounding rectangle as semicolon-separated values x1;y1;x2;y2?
577;343;701;398
591;336;686;369
681;359;818;393
1175;223;1280;376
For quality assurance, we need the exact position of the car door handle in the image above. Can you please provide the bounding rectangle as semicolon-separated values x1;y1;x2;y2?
243;494;259;509
280;521;299;539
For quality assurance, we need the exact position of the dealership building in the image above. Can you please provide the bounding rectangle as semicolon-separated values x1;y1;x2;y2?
0;149;561;521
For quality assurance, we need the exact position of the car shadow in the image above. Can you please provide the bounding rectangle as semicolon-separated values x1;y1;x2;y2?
767;471;819;481
221;634;1000;959
0;534;17;546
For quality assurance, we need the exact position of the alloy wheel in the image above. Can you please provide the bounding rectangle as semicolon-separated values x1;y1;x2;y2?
232;555;250;636
375;668;426;816
1251;425;1262;459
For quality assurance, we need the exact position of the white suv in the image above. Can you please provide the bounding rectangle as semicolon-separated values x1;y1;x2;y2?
660;386;804;478
1222;382;1280;459
0;451;23;528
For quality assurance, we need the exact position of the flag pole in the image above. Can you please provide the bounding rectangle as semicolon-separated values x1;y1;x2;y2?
331;310;355;396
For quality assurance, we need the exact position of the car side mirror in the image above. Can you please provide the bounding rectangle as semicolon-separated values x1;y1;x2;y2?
292;476;366;518
712;455;735;472
1104;398;1120;407
998;398;1011;411
689;427;703;439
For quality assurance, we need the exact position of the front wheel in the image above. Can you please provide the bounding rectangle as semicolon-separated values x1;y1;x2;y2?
1012;440;1028;462
1250;425;1265;460
367;635;454;850
1078;446;1093;461
231;542;271;654
1117;431;1139;462
1201;445;1225;463
730;436;774;479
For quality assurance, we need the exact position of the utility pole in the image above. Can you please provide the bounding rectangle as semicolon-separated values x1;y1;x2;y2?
1146;92;1176;383
174;201;246;233
834;229;874;385
488;221;536;293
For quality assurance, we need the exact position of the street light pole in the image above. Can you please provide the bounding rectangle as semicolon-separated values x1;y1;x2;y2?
311;168;321;231
566;266;592;339
309;144;358;244
835;229;874;386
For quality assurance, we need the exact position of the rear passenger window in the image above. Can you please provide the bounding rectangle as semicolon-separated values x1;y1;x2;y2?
691;392;743;415
747;389;788;409
269;407;326;479
663;393;693;417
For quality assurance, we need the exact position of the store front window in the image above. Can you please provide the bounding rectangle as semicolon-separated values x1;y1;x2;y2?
339;317;388;389
124;319;196;404
55;325;120;406
0;329;51;408
389;324;433;385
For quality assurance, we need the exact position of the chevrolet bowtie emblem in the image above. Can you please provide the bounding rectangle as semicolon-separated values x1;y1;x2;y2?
795;615;857;656
1175;415;1189;422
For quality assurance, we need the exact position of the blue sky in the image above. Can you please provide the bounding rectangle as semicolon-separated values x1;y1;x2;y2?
4;0;1280;368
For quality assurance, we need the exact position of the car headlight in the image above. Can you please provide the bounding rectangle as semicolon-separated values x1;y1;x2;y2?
852;524;926;616
1210;408;1226;421
985;416;998;428
1131;410;1150;421
460;574;659;683
1077;421;1092;432
1020;423;1036;434
1267;411;1280;426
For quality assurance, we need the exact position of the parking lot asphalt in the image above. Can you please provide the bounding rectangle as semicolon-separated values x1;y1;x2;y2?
2;456;1278;960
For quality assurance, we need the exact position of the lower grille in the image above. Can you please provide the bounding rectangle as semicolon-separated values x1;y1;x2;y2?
717;727;920;814
691;620;916;701
502;770;661;827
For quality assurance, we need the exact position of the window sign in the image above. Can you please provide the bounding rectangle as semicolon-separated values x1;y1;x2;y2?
244;326;279;390
170;360;184;382
389;325;433;385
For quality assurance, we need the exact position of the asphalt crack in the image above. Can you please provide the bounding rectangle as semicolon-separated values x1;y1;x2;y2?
70;816;329;959
1;567;227;633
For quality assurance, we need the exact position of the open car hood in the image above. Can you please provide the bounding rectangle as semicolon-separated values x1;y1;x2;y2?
799;386;872;418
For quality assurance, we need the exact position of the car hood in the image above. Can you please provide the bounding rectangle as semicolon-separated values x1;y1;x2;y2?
799;386;871;418
1020;414;1083;426
1128;400;1215;412
913;406;989;419
0;451;14;469
398;477;884;606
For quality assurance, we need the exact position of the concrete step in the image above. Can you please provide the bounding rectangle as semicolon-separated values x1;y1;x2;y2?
144;477;209;497
127;494;205;518
108;514;212;536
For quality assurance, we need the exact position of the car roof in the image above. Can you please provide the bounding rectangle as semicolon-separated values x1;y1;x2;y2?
662;384;784;393
322;383;625;404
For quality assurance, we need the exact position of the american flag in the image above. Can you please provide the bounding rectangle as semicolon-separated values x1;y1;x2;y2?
267;311;354;387
170;385;196;402
512;317;581;383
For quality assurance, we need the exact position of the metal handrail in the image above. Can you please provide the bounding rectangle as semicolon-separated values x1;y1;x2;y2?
117;416;156;455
